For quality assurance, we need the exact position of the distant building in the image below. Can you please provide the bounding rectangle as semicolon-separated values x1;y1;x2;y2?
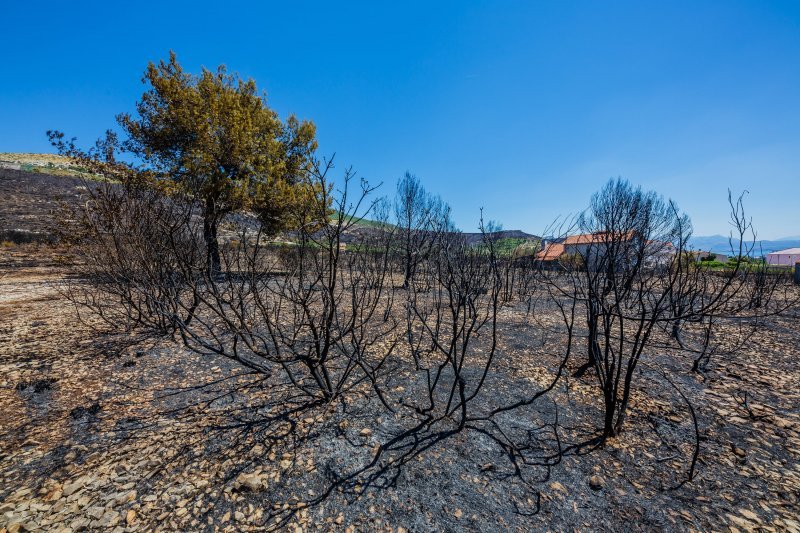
692;250;729;263
536;232;633;261
536;232;674;269
766;248;800;266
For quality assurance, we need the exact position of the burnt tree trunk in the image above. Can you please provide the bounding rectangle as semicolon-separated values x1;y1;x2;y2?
574;300;601;378
203;197;221;277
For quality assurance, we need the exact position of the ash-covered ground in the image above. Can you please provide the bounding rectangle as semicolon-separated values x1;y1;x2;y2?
1;245;799;532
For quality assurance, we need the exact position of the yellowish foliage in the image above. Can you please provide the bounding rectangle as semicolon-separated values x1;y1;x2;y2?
118;52;322;233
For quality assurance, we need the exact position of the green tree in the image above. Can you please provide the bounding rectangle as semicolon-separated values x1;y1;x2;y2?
118;52;318;274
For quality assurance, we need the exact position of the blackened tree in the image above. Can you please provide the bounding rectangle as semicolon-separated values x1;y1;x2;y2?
392;172;452;288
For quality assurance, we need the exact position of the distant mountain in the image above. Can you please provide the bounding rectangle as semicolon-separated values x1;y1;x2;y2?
689;235;800;256
778;235;800;241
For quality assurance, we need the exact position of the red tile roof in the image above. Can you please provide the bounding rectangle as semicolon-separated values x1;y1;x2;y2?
535;242;565;261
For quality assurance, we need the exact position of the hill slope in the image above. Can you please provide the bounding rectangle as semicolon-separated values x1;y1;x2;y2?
0;152;101;180
0;167;95;242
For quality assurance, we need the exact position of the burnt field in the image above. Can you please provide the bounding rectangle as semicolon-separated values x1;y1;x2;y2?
1;169;800;533
1;243;799;532
3;1;800;529
0;168;101;244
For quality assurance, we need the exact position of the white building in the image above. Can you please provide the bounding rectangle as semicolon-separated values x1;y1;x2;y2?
766;248;800;266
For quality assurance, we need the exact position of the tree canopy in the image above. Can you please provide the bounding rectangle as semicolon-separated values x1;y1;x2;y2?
117;52;320;271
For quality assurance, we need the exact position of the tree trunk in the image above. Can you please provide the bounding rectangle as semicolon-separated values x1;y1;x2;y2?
574;302;601;378
403;232;413;288
203;199;221;277
602;386;617;442
613;365;636;435
671;319;684;346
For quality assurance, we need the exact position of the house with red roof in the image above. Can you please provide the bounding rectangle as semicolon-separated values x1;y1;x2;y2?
536;232;674;269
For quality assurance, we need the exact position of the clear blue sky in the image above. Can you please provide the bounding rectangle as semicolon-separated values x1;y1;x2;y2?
2;1;799;238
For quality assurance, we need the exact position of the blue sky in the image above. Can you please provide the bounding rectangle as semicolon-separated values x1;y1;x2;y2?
1;1;799;238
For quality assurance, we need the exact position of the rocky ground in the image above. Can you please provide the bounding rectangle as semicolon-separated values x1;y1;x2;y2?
1;244;799;532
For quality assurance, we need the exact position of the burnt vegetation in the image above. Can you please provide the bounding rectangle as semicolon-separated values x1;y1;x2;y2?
2;55;797;531
41;136;798;528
